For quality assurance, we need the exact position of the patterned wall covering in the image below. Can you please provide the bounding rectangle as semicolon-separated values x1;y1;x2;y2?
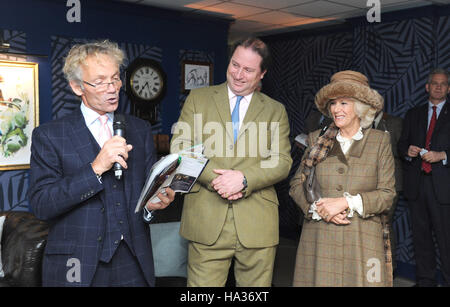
50;36;164;133
264;13;450;270
0;28;30;212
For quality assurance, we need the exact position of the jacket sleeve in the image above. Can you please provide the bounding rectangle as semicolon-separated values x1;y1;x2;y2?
289;132;315;218
28;127;104;221
360;132;396;218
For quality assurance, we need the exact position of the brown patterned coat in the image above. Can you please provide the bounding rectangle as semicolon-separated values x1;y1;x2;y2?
289;128;396;286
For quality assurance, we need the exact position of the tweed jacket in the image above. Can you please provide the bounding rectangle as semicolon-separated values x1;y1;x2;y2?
28;108;156;286
289;128;396;286
170;82;292;248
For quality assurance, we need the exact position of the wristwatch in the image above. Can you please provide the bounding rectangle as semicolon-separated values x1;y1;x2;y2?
242;176;248;190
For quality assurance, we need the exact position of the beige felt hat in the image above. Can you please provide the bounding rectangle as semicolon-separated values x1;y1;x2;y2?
315;70;384;116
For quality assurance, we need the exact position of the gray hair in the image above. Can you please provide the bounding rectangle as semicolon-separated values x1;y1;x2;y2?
427;68;449;85
63;40;125;87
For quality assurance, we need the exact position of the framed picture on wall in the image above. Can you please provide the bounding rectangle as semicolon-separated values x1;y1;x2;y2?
181;60;213;92
0;60;39;170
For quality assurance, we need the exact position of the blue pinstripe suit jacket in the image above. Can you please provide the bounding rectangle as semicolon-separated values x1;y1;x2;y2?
29;108;156;286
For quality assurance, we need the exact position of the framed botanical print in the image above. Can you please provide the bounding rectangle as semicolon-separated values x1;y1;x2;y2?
181;60;213;93
0;60;39;170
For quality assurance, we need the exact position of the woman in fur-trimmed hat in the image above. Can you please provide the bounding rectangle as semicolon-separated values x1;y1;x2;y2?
289;70;396;286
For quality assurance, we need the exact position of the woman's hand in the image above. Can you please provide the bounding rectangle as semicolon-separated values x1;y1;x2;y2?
316;197;350;223
329;212;351;225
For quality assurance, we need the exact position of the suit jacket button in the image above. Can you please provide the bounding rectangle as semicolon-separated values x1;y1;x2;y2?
338;168;345;174
229;145;233;150
97;236;102;241
100;207;105;213
336;185;343;191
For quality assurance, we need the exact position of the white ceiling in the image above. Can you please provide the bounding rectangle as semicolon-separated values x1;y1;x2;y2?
117;0;450;43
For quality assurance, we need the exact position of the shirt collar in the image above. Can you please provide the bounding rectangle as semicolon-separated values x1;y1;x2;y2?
80;102;113;127
227;85;254;104
428;100;446;111
336;126;364;142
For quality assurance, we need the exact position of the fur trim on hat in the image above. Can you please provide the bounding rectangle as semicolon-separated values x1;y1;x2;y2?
315;71;384;116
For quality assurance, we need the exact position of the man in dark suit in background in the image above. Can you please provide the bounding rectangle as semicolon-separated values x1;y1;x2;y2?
398;68;450;287
28;40;174;286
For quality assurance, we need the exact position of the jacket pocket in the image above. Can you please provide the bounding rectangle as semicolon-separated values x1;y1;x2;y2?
44;240;76;255
259;188;279;205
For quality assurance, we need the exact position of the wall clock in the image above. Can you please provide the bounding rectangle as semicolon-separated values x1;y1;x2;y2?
126;58;167;108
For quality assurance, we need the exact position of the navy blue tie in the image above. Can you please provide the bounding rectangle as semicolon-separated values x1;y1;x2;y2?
231;96;243;143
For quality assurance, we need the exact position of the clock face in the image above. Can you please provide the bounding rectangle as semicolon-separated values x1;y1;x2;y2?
130;66;163;100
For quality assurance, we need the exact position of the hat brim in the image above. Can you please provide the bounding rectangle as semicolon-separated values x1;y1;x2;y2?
315;81;384;116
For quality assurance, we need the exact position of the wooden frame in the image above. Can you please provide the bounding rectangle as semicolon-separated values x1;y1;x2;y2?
0;60;39;170
181;60;213;92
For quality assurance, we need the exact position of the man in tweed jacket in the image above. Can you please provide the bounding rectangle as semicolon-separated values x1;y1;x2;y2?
171;37;292;286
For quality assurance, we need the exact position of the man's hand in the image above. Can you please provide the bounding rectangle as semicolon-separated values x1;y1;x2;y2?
145;188;175;211
91;136;133;176
422;151;447;163
211;169;245;199
226;192;244;201
407;145;421;158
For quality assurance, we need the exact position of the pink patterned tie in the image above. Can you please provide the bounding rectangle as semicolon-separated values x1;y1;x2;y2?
98;115;112;148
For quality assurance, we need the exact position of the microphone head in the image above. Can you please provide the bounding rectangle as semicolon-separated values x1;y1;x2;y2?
113;113;126;130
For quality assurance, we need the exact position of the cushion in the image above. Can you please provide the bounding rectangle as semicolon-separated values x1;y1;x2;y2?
0;215;5;278
150;221;188;278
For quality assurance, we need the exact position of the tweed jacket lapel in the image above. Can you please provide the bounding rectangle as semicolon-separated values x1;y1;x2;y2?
328;140;347;165
326;127;372;164
348;128;371;158
238;91;265;141
212;83;233;142
212;83;266;143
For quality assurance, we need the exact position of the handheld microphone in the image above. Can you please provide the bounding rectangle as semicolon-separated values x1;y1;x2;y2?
113;113;126;180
